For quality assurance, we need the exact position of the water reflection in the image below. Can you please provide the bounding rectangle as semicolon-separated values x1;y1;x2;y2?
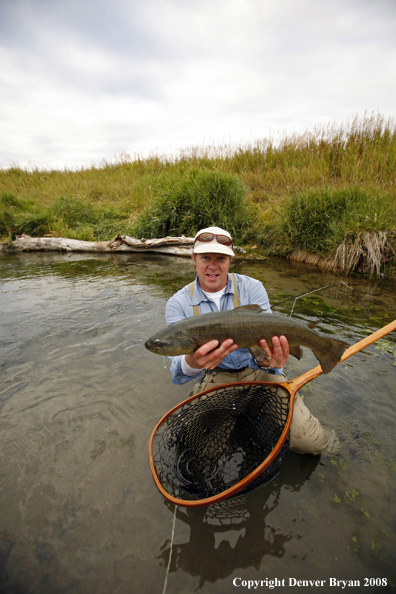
158;454;319;589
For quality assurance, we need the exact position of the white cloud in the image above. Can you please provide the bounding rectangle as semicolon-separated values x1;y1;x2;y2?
0;0;395;170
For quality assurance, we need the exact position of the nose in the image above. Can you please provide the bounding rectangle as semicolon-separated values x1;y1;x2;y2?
207;258;219;269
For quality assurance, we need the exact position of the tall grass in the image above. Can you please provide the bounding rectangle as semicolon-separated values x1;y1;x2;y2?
1;113;395;276
130;168;252;242
259;186;395;276
0;192;124;241
273;186;395;255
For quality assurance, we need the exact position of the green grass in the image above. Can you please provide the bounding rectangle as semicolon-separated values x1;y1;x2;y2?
264;186;395;254
130;168;252;242
1;113;395;276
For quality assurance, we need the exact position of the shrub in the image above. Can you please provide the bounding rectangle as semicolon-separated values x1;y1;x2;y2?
282;188;348;254
130;168;252;242
279;186;395;255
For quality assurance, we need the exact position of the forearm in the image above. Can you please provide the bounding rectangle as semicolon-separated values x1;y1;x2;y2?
169;355;203;385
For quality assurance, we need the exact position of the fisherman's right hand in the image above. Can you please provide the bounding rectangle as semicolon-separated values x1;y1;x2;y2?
185;339;238;371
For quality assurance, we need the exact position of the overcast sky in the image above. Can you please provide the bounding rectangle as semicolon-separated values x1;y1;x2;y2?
1;0;395;170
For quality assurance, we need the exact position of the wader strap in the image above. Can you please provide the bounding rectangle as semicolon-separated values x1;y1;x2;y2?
231;274;240;308
189;281;200;316
189;274;239;316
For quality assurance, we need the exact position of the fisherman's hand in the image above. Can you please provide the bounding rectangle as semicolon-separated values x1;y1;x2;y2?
258;336;289;368
185;339;238;371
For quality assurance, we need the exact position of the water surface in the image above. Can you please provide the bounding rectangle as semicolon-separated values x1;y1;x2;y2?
0;253;395;593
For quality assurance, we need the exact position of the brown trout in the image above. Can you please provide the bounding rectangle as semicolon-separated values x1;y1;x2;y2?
144;305;348;374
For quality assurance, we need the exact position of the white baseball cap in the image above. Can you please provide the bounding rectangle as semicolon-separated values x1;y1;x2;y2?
193;226;235;257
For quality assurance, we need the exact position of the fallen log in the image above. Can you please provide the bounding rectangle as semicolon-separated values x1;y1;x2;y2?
0;234;246;256
0;234;195;256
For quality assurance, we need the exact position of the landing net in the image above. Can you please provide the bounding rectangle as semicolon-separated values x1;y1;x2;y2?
151;383;290;502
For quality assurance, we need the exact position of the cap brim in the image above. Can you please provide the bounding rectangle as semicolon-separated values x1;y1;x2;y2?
193;242;235;257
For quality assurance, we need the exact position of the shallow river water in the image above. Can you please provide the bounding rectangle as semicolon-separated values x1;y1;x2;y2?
0;252;395;594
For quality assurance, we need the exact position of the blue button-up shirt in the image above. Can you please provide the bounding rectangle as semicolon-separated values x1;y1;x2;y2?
165;272;282;384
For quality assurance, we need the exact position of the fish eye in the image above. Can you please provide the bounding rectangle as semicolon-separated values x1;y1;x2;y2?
155;339;163;348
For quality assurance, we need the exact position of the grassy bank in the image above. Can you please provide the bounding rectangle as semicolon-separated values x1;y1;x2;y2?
1;113;395;277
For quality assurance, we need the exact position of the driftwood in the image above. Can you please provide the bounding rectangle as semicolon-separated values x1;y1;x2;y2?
0;234;196;256
1;234;246;256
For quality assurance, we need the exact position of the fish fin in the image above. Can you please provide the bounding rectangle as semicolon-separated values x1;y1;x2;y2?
234;304;264;313
289;344;303;360
248;345;267;362
314;338;349;374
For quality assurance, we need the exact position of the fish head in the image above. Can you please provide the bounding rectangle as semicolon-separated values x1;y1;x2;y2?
144;327;197;355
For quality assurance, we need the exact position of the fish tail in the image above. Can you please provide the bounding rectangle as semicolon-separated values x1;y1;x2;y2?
314;338;349;374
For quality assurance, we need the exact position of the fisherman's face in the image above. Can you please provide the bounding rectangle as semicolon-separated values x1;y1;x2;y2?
192;253;231;293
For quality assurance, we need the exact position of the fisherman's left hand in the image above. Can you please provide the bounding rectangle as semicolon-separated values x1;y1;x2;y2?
258;335;289;368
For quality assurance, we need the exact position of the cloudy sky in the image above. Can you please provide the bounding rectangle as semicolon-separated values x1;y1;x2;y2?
1;0;395;170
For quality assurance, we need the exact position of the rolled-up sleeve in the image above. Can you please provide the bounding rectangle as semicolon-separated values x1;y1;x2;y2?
165;287;203;384
169;355;204;385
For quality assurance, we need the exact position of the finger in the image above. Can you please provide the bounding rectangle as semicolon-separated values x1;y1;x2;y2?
197;339;220;356
192;339;236;370
216;338;237;356
203;341;238;370
185;340;220;369
273;335;289;365
205;340;238;367
258;338;273;361
270;335;289;366
279;335;289;361
271;336;282;362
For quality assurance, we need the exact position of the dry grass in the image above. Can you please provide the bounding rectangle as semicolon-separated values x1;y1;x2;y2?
335;231;395;277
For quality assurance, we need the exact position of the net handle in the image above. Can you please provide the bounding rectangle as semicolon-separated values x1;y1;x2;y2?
284;318;396;394
149;319;396;507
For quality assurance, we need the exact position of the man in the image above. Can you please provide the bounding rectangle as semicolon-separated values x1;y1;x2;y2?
165;226;334;455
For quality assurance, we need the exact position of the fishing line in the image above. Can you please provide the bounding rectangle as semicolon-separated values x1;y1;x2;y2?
288;285;330;317
161;504;177;594
271;284;331;314
273;281;355;316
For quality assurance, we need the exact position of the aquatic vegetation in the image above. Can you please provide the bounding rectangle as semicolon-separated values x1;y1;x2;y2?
385;458;396;474
329;456;348;471
371;540;383;559
90;431;136;460
344;488;360;503
373;339;396;366
347;535;360;552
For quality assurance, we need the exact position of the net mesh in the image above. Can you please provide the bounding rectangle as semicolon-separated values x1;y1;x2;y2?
151;383;291;502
